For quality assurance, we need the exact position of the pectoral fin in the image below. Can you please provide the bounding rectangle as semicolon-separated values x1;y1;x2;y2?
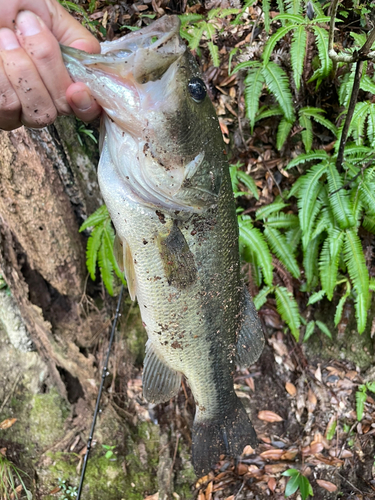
114;234;137;301
142;340;182;404
157;223;197;290
235;288;265;367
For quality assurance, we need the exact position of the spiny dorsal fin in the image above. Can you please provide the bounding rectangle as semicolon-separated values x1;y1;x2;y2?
142;340;182;404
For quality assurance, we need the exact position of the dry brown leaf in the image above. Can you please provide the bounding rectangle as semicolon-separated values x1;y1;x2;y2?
314;453;344;466
144;494;159;500
341;449;354;458
281;448;298;460
236;463;248;475
205;481;213;500
285;382;297;396
258;410;283;422
345;370;358;380
259;434;271;443
301;446;311;457
246;465;263;478
316;480;337;492
307;388;317;413
196;475;210;488
242;445;255;455
49;487;61;495
314;364;322;382
265;463;288;474
267;477;276;492
0;448;6;456
197;492;205;500
260;449;284;460
310;442;324;454
0;418;17;430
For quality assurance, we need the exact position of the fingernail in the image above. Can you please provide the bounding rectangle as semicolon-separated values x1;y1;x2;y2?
0;29;20;50
16;11;43;37
70;90;93;111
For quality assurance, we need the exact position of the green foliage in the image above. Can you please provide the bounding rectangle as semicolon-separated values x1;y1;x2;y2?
80;206;126;296
102;445;117;460
57;478;78;500
0;455;31;500
326;418;337;440
356;382;375;421
230;162;259;200
282;468;313;499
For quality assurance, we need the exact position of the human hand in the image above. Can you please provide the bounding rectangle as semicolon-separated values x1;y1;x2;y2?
0;0;101;131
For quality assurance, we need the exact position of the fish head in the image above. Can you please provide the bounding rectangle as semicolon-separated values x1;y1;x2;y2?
61;16;225;210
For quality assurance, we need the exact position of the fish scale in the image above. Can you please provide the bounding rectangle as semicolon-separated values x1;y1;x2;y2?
61;14;265;475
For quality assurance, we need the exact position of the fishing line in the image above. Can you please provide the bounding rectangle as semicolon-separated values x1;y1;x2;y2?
76;284;124;500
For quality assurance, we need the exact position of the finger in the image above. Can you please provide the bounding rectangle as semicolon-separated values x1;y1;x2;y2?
0;57;22;131
66;82;101;123
15;10;72;115
0;28;57;128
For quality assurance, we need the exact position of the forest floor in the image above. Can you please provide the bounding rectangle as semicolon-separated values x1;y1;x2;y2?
2;1;374;499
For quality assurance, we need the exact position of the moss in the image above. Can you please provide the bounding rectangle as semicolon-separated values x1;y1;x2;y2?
121;299;147;367
174;442;195;500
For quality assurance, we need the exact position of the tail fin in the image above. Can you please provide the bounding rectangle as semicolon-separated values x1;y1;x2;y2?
192;398;257;476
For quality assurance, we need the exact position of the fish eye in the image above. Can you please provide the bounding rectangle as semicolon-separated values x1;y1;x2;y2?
188;77;207;103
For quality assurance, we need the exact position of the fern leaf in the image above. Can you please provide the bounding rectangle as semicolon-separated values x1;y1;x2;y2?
303;236;321;287
263;0;271;32
327;162;355;229
239;220;273;286
274;286;301;340
349;101;370;145
299;112;313;152
276;0;285;15
307;289;326;305
277;118;293;150
80;205;109;232
266;213;299;229
207;41;220;67
231;60;260;74
316;320;332;339
103;224;126;285
310;209;332;240
253;285;273;309
262;62;295;122
367;104;375;148
86;225;104;281
98;235;114;296
255;106;283;122
344;229;369;333
358;178;375;215
319;229;344;300
178;13;204;26
286;227;302;249
304;320;315;342
350;31;367;47
360;75;375;94
244;64;265;131
262;25;297;66
285;151;328;170
189;24;205;50
291;25;307;91
301;107;338;136
343;144;372;158
334;286;350;326
275;13;304;23
312;26;332;79
236;171;259;199
256;202;289;220
285;0;303;15
356;387;367;421
297;162;327;247
363;215;375;234
264;226;300;278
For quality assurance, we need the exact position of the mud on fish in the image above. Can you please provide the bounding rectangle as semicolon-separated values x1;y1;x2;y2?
61;15;265;476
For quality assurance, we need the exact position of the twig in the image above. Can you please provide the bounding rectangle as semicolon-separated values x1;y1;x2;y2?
337;472;364;494
335;60;364;173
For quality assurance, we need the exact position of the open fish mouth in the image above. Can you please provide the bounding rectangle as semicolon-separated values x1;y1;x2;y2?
60;16;185;86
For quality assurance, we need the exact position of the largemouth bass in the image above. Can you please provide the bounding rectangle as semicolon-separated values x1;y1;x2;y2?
61;15;264;475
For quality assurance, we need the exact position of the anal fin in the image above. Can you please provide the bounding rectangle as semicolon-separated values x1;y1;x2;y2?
142;340;182;404
235;287;265;368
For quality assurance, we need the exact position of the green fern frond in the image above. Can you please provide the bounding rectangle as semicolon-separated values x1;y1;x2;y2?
350;31;367;47
316;320;332;339
231;60;260;74
367;104;375;148
343;145;372;158
266;213;299;229
262;25;297;66
275;13;305;23
327;163;355;229
263;0;271;32
244;64;265;131
86;225;104;281
262;62;295;122
236;170;259;199
255;106;284;122
299;112;313;152
285;151;329;170
334;282;351;326
189;24;205;50
264;226;300;278
363;215;375;234
344;229;369;333
349;101;370;145
356;386;367;421
98;234;114;296
253;285;273;309
319;229;344;300
239;219;273;286
301;107;338;136
277;118;294;150
360;75;375;94
312;25;332;79
291;25;307;91
338;65;356;107
286;227;302;249
207;41;220;67
274;285;301;340
303;236;321;287
103;224;126;285
310;209;333;239
79;205;110;232
285;0;303;15
256;202;288;220
304;320;316;342
307;289;326;305
178;13;204;26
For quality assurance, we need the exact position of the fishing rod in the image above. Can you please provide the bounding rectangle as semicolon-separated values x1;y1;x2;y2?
76;284;124;500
